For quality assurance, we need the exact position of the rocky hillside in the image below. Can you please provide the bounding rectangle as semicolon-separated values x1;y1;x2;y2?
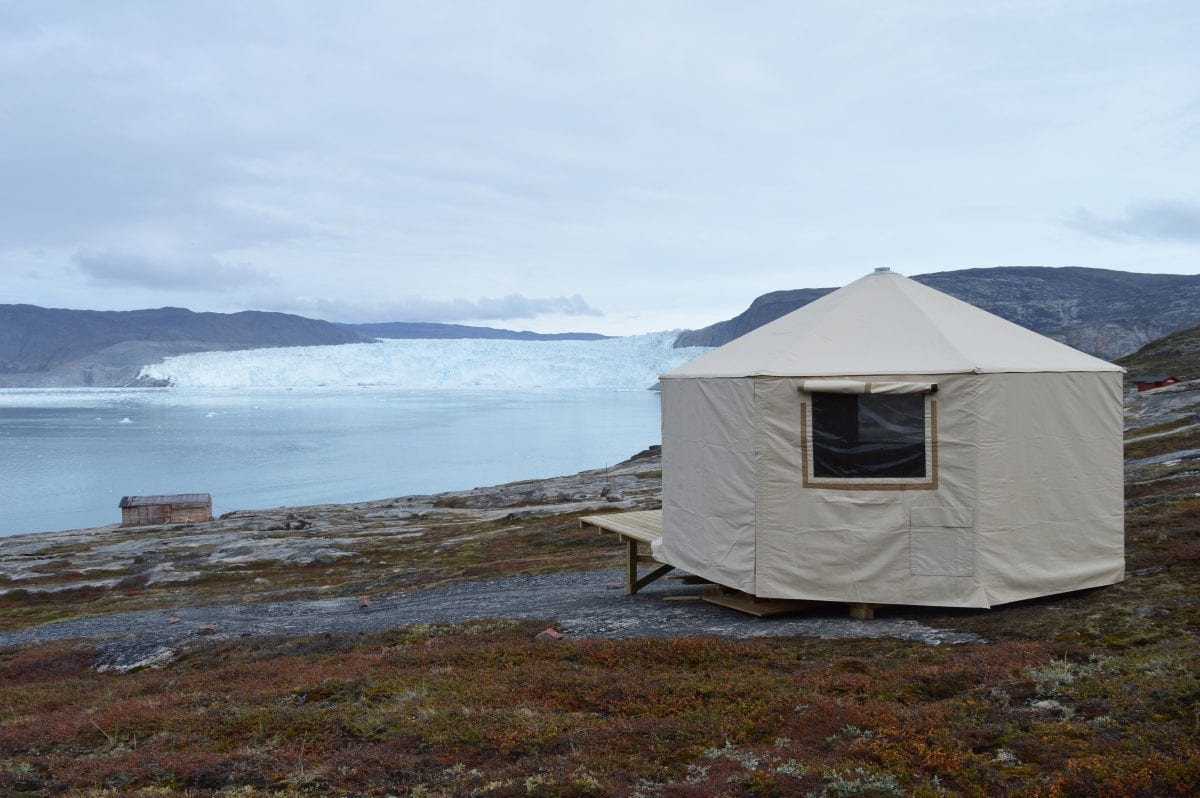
1117;322;1200;383
0;305;370;388
673;287;834;353
677;267;1200;359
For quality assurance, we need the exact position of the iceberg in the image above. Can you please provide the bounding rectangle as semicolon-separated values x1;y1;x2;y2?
138;331;711;390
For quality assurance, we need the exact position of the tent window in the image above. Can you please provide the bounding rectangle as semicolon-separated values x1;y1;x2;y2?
805;393;934;486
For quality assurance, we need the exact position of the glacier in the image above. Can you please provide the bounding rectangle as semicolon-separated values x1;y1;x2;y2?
139;331;711;389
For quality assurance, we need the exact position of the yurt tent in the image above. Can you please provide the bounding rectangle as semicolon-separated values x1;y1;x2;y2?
658;268;1124;609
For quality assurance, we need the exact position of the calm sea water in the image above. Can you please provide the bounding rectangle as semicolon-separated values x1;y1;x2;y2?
0;388;663;536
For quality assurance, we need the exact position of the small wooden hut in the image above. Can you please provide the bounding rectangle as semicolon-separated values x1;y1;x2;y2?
1133;375;1179;392
119;494;212;526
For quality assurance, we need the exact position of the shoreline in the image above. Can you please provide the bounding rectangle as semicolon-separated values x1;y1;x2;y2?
0;446;664;605
0;444;663;546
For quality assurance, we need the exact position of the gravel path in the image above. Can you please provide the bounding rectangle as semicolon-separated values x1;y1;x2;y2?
1124;422;1200;445
0;569;981;671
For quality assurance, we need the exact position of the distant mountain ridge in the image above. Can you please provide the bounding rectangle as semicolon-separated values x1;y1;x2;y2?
0;305;371;387
675;267;1200;359
0;305;613;387
341;321;609;342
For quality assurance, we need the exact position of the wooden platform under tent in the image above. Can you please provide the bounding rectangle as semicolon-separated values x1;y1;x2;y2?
579;509;879;620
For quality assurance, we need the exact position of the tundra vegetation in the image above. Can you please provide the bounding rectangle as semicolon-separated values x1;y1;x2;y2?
1;390;1198;796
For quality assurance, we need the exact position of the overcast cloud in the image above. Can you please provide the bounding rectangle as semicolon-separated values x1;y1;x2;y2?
265;293;603;324
74;251;268;292
1067;200;1200;243
1;1;1198;334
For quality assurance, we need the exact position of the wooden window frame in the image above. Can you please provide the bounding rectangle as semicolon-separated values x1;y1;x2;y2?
799;394;939;491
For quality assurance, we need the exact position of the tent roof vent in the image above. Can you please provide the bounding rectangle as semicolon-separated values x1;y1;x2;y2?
873;267;892;274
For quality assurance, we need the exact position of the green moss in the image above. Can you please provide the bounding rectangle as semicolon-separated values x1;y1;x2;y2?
1127;417;1195;439
1124;426;1200;460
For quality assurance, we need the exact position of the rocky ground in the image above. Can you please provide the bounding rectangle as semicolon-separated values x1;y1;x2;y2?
1124;379;1200;480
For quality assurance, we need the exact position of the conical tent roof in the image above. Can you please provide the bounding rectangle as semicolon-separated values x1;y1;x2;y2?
666;269;1122;378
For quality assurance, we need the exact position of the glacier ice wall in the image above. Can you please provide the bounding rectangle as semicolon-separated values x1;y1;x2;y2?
139;331;711;389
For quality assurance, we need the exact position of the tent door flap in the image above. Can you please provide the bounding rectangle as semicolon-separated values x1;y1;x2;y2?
909;506;975;577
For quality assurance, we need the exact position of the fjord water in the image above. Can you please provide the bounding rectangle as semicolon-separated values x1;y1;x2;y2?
0;334;708;536
0;387;664;536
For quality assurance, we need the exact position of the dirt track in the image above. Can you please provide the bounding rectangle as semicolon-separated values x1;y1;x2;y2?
0;569;982;671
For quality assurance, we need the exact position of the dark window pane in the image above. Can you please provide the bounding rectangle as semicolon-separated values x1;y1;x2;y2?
811;394;926;479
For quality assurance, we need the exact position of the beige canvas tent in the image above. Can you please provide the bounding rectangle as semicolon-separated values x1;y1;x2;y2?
658;268;1124;609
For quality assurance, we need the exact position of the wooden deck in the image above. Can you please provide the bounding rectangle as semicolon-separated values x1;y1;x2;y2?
700;586;821;617
580;510;673;594
580;509;663;544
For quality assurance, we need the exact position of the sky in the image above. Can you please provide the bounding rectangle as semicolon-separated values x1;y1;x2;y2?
1;1;1198;336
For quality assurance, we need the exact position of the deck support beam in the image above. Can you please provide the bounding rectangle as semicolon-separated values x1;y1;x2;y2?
849;603;878;620
623;536;672;594
582;510;674;595
630;563;674;595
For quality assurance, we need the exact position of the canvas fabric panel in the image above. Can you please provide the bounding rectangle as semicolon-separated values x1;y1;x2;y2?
910;506;977;577
972;371;1125;605
753;374;990;607
660;377;758;593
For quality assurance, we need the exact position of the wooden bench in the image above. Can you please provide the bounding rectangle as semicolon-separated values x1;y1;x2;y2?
579;510;674;594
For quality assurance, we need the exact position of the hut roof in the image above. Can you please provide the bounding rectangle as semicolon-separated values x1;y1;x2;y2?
119;494;211;509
